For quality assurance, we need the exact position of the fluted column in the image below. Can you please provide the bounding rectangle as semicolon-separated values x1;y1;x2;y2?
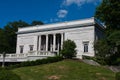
53;34;56;51
46;34;48;51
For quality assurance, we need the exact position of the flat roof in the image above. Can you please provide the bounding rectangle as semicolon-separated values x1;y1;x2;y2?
17;17;104;34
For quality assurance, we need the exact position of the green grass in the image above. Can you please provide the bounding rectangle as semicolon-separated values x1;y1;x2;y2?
12;60;115;80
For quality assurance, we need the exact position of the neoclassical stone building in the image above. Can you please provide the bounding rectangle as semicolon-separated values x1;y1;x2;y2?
16;17;104;59
0;17;104;62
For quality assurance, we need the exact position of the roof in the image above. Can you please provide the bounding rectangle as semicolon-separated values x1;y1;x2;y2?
17;17;105;34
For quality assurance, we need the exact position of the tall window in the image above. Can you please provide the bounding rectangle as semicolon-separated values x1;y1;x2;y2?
83;42;89;53
20;46;24;53
29;45;34;51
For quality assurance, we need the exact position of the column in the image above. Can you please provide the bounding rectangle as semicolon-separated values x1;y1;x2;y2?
36;36;39;55
50;36;53;51
46;34;48;51
53;34;56;51
61;33;64;49
38;35;41;51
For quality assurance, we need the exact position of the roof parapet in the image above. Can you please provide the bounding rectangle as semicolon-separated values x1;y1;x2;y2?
18;17;95;33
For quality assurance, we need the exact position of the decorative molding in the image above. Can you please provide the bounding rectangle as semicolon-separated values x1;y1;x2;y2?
17;23;94;34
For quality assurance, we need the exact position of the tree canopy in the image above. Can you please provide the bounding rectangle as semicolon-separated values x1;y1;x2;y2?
94;0;120;65
0;20;44;53
31;21;44;26
95;0;120;31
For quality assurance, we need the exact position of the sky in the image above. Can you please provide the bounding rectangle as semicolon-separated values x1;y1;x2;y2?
0;0;102;28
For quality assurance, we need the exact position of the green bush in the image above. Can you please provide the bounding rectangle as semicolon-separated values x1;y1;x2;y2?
7;56;63;69
107;53;120;65
82;55;93;60
82;55;107;65
0;68;21;80
94;31;120;65
116;72;120;80
60;40;76;59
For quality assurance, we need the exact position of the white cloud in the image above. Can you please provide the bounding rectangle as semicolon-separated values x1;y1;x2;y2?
62;0;85;6
62;0;102;7
50;18;62;23
57;9;68;18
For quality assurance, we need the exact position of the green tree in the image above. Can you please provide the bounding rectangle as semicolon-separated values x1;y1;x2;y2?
0;20;44;53
107;31;120;53
31;20;44;26
0;29;9;53
94;31;120;65
94;39;110;58
107;31;120;65
94;0;120;65
95;0;120;32
0;20;29;53
60;40;76;59
94;39;110;65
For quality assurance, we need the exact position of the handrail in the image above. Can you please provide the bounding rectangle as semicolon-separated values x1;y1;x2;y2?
0;51;56;59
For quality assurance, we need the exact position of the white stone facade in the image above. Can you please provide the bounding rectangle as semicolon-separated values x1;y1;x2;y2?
16;17;104;59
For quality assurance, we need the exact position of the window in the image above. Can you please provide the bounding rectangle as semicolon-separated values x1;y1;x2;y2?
20;46;24;53
83;42;89;53
29;45;34;51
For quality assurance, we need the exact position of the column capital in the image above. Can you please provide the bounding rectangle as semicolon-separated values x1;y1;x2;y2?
46;34;48;36
53;33;56;35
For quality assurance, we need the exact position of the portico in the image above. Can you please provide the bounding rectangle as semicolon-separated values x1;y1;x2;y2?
38;33;64;53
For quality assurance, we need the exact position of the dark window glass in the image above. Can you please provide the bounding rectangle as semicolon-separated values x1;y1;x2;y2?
29;45;34;51
83;42;89;53
20;46;24;53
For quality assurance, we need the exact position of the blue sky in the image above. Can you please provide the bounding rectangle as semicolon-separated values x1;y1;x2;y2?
0;0;102;28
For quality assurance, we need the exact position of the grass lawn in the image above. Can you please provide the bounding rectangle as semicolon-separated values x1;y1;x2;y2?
12;59;115;80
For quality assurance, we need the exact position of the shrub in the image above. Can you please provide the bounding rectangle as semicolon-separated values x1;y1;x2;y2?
106;53;120;66
7;56;63;69
82;55;107;65
0;68;21;80
60;40;76;59
94;39;111;65
82;55;93;60
94;31;120;65
116;72;120;80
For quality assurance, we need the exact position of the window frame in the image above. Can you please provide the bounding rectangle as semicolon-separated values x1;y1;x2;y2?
83;41;89;53
20;45;24;53
29;45;34;51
